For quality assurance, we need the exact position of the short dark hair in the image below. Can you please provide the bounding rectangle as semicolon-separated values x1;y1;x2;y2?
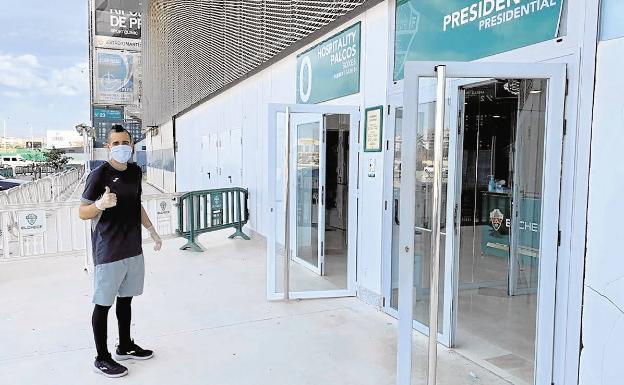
107;124;132;143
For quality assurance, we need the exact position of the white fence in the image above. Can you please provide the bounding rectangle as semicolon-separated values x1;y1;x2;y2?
0;167;84;206
0;193;181;270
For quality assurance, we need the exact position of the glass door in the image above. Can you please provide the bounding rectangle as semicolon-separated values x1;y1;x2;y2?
397;62;565;385
289;113;325;276
267;103;360;300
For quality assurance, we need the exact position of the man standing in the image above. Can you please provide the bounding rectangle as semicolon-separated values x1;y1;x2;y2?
79;124;162;378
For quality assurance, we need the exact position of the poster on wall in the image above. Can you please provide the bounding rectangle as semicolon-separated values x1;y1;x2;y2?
124;119;145;144
94;0;142;51
92;106;124;147
364;106;383;152
394;0;564;79
296;22;361;104
94;49;139;105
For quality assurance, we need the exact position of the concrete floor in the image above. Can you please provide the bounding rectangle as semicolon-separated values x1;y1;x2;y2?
0;230;511;385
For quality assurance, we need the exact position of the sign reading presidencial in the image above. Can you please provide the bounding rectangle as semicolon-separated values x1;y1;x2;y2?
296;23;361;104
364;106;384;152
94;0;142;51
18;210;46;235
394;0;564;79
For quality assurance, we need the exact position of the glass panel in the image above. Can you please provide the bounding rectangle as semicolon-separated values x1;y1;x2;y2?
323;114;351;289
455;79;548;385
271;112;350;294
392;79;449;334
600;0;624;40
412;96;448;332
295;121;320;269
458;82;512;289
273;111;287;295
390;108;403;309
510;79;546;294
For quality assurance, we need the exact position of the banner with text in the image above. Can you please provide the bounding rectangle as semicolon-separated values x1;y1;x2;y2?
94;0;142;51
92;106;124;147
394;0;564;79
94;49;140;105
296;23;361;104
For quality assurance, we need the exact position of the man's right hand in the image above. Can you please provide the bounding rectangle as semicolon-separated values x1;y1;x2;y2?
95;186;117;210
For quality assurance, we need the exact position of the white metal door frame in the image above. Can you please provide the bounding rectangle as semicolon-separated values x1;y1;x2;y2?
381;91;403;318
382;87;456;346
397;61;566;385
267;103;360;300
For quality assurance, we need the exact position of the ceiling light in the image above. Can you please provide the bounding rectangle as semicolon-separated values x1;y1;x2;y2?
530;90;542;94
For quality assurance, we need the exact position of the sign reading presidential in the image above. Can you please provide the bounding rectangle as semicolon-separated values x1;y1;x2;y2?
297;23;361;104
394;0;563;79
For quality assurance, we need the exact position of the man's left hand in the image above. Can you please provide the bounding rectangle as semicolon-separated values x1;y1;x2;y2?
147;226;162;251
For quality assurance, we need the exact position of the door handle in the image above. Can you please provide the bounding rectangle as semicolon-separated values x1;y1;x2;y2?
207;172;211;178
394;199;400;225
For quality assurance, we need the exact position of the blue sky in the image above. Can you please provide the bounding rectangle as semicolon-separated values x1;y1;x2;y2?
0;0;89;138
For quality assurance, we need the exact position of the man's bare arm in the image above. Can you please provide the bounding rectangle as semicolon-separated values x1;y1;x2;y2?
79;202;102;220
141;205;154;229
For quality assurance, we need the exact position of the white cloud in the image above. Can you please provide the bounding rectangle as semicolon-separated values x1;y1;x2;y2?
0;51;88;96
0;52;47;90
47;62;89;96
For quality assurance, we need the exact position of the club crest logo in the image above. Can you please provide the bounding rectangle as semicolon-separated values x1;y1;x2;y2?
26;213;37;226
489;209;504;232
160;201;167;212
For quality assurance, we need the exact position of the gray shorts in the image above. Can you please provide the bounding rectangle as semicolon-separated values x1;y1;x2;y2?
93;255;145;306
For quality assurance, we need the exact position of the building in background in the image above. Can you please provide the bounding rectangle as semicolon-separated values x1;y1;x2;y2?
141;1;623;385
0;137;45;151
45;130;84;150
88;0;144;154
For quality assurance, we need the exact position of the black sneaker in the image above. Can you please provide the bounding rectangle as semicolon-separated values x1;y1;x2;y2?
114;340;154;361
93;355;128;378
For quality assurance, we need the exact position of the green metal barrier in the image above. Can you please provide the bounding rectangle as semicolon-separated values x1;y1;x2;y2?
176;187;250;251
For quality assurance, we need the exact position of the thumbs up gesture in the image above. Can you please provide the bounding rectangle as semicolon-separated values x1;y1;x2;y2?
95;186;117;210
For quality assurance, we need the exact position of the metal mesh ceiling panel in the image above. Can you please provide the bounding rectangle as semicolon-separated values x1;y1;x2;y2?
142;0;372;126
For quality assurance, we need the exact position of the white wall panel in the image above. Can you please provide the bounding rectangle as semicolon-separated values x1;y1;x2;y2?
579;36;624;385
355;4;389;296
173;4;389;298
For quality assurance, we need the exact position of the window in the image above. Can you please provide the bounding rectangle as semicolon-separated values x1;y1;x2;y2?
600;0;624;40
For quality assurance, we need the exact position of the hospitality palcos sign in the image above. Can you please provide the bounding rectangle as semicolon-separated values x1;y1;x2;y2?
394;0;563;79
297;23;361;104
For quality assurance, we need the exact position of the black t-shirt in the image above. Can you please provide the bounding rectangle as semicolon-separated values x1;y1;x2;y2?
81;162;143;265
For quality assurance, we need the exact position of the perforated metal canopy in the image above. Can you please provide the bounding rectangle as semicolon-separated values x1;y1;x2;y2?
141;0;375;127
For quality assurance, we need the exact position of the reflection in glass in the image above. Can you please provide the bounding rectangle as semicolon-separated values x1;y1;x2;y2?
390;92;449;333
455;79;547;385
295;122;320;269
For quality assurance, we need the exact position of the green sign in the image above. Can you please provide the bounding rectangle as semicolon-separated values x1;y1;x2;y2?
297;23;361;104
480;194;541;259
394;0;564;80
211;193;223;225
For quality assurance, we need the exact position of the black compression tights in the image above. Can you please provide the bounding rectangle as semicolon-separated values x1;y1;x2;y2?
92;297;133;360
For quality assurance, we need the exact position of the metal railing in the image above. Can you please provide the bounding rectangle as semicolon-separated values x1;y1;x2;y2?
0;167;13;178
0;200;90;262
14;164;57;176
177;188;250;252
1;192;182;269
0;167;84;206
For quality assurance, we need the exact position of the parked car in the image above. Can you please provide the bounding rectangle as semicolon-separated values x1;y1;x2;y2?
0;175;25;191
0;155;29;170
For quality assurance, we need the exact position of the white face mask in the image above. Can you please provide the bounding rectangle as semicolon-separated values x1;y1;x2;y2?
110;144;133;164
